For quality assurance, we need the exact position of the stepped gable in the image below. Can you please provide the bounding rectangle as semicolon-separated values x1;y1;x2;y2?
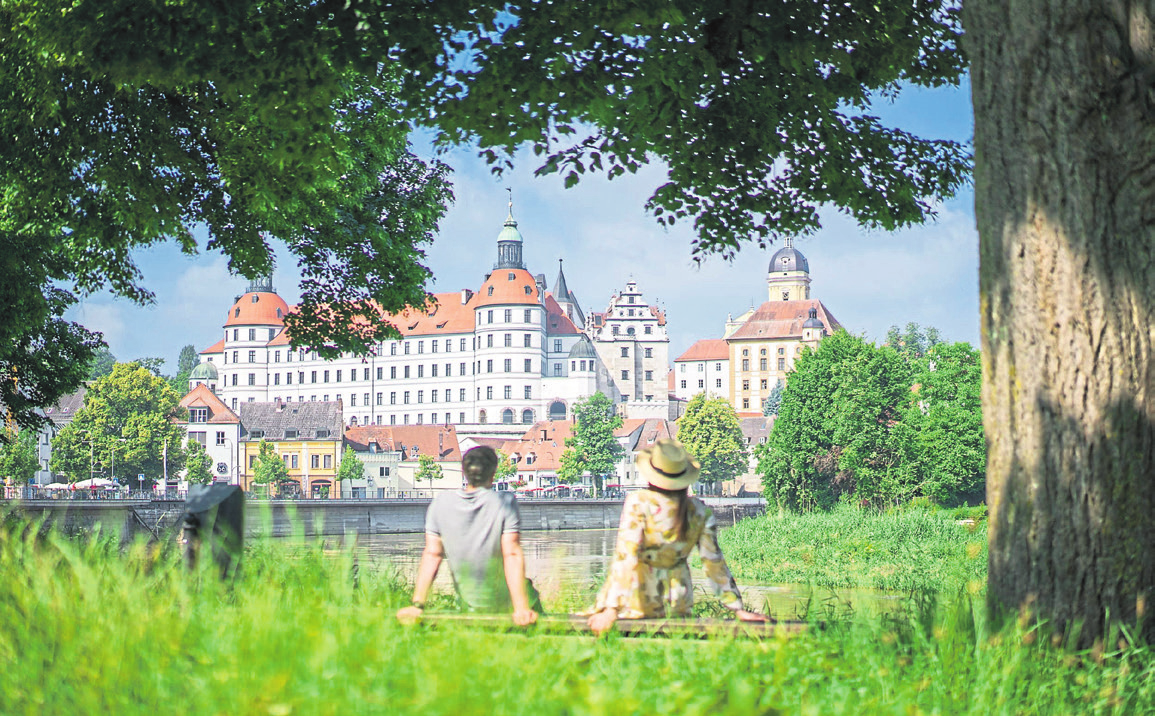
674;339;729;362
239;400;344;441
344;424;461;461
225;291;290;327
500;420;575;473
473;267;540;308
726;300;842;341
544;294;582;334
178;384;239;424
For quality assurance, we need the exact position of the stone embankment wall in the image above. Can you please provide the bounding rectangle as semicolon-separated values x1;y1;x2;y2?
4;497;766;540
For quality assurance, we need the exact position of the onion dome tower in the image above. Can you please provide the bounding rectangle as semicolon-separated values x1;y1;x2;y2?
767;236;812;301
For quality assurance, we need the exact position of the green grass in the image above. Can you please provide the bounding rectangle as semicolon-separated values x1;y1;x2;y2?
717;503;989;593
2;516;1154;715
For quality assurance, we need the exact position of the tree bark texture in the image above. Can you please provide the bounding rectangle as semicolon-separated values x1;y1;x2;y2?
965;0;1155;645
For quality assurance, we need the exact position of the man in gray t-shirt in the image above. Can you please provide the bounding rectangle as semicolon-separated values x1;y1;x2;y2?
396;446;538;625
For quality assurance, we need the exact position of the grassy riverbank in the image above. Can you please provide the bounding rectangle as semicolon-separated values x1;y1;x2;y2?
718;503;988;594
2;517;1153;715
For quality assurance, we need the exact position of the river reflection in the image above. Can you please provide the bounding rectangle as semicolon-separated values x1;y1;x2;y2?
345;529;906;619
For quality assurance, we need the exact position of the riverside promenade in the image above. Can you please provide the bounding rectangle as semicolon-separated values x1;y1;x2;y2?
3;496;766;541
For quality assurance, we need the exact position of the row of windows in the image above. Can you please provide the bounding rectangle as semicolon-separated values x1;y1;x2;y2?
609;325;653;336
741;347;788;357
618;369;655;381
740;358;788;371
475;308;538;325
473;385;535;401
187;430;229;446
227;328;278;343
680;378;725;390
477;408;537;425
349;413;467;427
618;347;655;358
247;453;333;470
679;362;726;373
474;358;537;374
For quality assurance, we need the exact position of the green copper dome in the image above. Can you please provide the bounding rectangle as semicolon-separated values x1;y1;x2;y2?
190;362;219;380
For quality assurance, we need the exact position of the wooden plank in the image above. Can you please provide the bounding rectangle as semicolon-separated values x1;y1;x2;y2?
414;612;808;638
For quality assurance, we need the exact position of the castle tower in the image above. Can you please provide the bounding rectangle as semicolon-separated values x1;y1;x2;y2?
766;236;812;302
495;195;525;270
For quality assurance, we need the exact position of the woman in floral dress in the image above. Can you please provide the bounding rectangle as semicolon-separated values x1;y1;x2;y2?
586;438;766;634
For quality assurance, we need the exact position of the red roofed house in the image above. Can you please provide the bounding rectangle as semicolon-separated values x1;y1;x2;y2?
343;424;463;497
672;339;730;404
497;420;575;489
176;383;242;486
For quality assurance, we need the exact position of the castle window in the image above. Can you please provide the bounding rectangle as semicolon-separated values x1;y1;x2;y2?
524;285;532;295
488;286;494;296
508;272;516;280
644;348;652;358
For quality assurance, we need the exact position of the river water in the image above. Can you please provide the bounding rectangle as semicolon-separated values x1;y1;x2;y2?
347;529;905;619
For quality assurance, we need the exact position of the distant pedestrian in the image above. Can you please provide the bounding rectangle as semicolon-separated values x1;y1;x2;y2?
397;446;539;626
586;438;767;635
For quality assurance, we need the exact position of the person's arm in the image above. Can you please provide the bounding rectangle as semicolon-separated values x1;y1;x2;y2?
698;509;767;622
396;533;444;624
501;531;538;626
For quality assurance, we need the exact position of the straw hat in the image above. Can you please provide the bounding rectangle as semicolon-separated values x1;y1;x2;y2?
635;438;700;490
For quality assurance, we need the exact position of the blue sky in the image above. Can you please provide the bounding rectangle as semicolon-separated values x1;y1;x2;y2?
66;79;977;374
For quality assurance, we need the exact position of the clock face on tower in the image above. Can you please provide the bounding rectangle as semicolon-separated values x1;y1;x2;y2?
216;462;229;475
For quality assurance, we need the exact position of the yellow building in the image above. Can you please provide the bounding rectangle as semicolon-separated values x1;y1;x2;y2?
726;239;841;415
239;400;345;498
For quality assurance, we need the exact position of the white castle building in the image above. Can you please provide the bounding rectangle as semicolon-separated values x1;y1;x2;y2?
194;202;669;426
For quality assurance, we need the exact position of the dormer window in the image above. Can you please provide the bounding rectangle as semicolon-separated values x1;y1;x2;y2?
487;286;494;296
524;286;532;295
234;307;240;317
190;408;209;423
276;308;283;319
508;272;516;280
249;430;264;439
251;295;259;303
285;429;299;439
315;429;330;439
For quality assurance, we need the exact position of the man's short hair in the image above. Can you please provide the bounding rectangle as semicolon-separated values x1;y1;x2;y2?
462;446;499;486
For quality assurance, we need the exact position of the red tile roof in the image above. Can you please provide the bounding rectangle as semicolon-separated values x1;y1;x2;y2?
472;268;541;308
726;300;842;341
343;424;461;462
674;339;729;362
224;292;291;327
499;420;575;473
200;338;225;355
544;294;582;335
178;384;240;424
649;305;667;326
265;291;479;346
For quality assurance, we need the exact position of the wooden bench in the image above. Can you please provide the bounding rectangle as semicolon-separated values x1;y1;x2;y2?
413;613;808;638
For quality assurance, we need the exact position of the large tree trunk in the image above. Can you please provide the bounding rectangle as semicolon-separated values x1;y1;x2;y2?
965;0;1155;645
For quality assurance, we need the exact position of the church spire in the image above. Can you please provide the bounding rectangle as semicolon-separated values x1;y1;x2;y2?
495;189;525;269
553;258;571;300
